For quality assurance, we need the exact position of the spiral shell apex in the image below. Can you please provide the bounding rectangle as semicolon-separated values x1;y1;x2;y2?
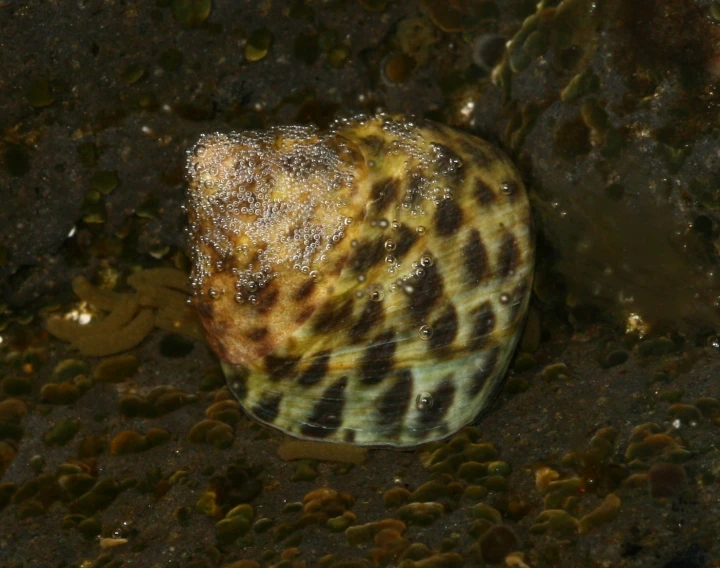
186;114;534;447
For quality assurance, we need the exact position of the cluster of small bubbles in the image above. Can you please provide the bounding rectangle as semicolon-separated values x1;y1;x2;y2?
416;392;434;411
418;325;433;340
185;127;361;293
499;292;511;304
431;142;463;178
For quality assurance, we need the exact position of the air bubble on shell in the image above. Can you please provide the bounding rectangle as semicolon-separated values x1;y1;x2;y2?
420;255;433;267
419;325;433;340
499;292;511;304
416;392;434;411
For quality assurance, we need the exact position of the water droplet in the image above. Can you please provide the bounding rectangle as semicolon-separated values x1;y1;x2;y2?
248;295;258;305
208;287;218;299
416;226;426;235
385;255;396;264
419;325;433;340
416;392;434;411
415;267;426;278
384;239;396;251
499;292;511;304
309;270;320;280
420;255;433;267
234;293;245;303
500;181;514;195
370;287;384;302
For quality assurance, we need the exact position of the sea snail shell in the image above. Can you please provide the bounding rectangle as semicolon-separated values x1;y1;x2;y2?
185;114;534;447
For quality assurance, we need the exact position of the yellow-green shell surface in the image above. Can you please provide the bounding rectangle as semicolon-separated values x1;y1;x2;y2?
186;115;533;447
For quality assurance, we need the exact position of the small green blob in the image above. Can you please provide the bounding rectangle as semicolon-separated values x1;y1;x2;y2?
462;485;488;502
252;517;273;534
541;362;570;381
712;1;720;20
90;171;120;195
578;493;621;534
463;442;498;463
667;403;702;424
39;382;82;405
245;29;273;62
17;500;45;519
561;68;599;103
26;79;55;107
121;64;146;85
471;503;502;524
292;460;318;482
384;53;415;84
94;354;139;383
78;517;102;539
487;461;512;477
522;30;547;59
530;509;579;536
328;45;350;68
172;0;212;27
110;430;147;454
52;359;90;383
599;349;628;368
411;480;448;502
383;487;411;509
396;502;444;526
482;475;508;492
2;143;31;177
159;48;184;71
44;419;80;446
146;427;171;448
326;514;353;532
61;474;96;498
457;461;488;484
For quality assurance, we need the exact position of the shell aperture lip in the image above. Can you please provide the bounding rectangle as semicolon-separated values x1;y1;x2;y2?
187;114;534;447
